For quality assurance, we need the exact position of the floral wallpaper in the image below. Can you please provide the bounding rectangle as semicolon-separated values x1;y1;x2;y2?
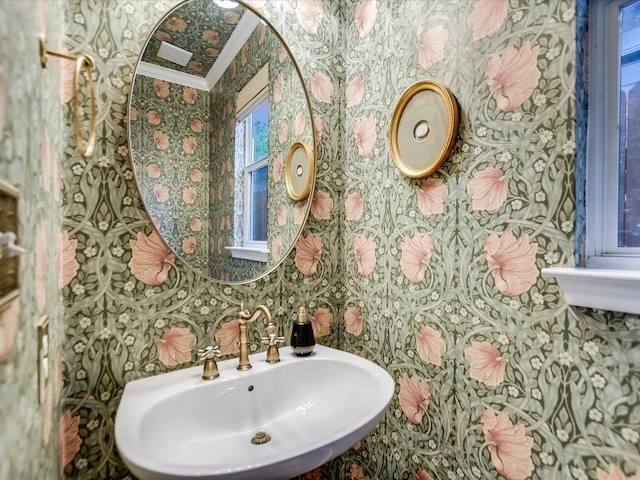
140;0;245;77
43;1;640;480
129;74;211;272
0;0;66;478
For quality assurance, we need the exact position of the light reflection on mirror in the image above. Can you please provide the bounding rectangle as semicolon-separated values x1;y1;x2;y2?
128;0;314;283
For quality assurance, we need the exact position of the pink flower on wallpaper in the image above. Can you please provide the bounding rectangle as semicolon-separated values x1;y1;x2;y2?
153;79;170;98
43;382;52;444
311;190;333;220
271;236;284;262
0;298;19;361
346;76;364;108
486;41;541;111
417;178;447;215
273;153;284;184
202;29;219;44
190;119;203;132
58;410;82;474
484;231;538;296
345;307;363;336
183;187;197;204
228;177;234;198
224;11;240;24
294;202;305;225
230;59;237;79
157;327;196;367
418;26;448;68
312;308;332;338
467;167;508;211
353;234;376;276
146;110;161;125
257;23;266;44
278;122;288;144
154;31;170;42
295;233;323;276
241;42;249;66
205;47;220;58
314;116;324;141
58;231;79;289
190;218;202;231
416;326;446;366
277;205;288;226
350;464;370;480
597;465;640;480
153;131;169;150
465;341;505;387
129;106;138;121
190;168;203;182
59;59;75;104
481;410;534;480
215;320;240;355
311;72;333;103
188;61;204;73
183;87;198;105
296;0;324;35
182;236;197;255
165;16;186;32
273;74;284;104
183;136;198;155
354;0;377;38
153;184;169;203
468;0;509;41
345;192;364;221
400;233;433;283
128;230;175;286
398;374;431;424
415;471;435;480
295;111;306;136
35;223;47;314
354;115;377;157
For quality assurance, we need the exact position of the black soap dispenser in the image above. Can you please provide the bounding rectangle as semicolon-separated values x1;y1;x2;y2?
290;306;315;356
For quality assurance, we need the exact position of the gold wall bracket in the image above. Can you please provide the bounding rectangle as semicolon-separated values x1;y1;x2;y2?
39;37;96;158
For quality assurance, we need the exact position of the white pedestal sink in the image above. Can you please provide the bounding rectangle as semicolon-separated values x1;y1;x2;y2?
115;345;394;480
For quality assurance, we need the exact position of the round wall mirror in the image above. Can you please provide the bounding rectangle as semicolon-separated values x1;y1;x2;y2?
128;0;316;284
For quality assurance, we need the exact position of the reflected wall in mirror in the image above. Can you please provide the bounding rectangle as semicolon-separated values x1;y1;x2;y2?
128;0;315;284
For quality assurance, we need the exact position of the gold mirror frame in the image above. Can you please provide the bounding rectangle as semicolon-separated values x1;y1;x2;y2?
127;0;317;285
390;80;458;178
285;141;314;201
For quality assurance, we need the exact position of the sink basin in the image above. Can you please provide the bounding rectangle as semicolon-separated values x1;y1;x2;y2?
115;345;394;480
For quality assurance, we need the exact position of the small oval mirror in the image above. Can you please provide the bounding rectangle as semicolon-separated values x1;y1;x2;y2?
128;0;316;284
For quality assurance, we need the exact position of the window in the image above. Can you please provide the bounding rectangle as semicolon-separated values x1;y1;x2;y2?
586;0;640;268
240;95;269;249
542;0;640;314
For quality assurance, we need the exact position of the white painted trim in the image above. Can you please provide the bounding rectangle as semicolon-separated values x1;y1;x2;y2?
542;267;640;315
204;11;261;90
225;246;268;262
136;62;209;91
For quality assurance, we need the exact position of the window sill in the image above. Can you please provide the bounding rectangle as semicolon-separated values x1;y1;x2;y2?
541;267;640;315
225;246;268;263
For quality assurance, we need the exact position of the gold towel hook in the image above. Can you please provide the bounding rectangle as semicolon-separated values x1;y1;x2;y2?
40;37;96;159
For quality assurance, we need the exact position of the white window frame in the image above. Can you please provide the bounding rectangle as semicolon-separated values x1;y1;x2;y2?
542;0;640;314
240;90;269;252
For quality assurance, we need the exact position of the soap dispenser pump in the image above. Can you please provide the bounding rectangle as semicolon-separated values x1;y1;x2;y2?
290;306;315;356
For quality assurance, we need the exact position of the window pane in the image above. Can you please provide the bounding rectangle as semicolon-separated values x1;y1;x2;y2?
251;100;269;162
619;0;640;247
249;165;268;242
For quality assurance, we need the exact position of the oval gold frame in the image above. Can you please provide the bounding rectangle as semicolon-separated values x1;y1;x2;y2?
285;141;314;201
390;80;458;178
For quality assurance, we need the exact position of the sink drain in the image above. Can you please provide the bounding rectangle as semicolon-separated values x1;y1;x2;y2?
251;431;271;445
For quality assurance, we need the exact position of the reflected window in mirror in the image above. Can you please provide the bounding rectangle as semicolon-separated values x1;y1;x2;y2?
241;94;269;249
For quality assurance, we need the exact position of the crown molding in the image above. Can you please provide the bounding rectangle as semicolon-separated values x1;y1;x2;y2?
136;62;209;91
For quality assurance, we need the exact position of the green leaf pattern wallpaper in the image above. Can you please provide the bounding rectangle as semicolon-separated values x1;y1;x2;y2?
1;0;637;479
